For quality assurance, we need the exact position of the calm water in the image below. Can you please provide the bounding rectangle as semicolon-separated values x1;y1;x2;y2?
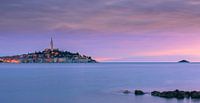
1;63;200;103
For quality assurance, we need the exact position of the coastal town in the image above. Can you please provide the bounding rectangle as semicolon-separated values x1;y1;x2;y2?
0;38;97;63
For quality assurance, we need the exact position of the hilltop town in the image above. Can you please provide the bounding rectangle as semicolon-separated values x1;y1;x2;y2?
0;38;97;63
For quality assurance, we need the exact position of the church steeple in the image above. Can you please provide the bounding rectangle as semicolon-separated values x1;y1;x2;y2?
50;37;54;51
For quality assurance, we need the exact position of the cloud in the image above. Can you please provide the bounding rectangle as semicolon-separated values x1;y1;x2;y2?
1;0;200;61
187;0;200;5
1;0;200;35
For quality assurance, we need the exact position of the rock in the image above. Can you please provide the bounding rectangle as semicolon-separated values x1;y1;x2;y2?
191;91;200;99
159;91;176;98
134;90;145;95
123;89;200;99
184;91;191;98
151;90;189;99
178;60;190;63
175;90;185;99
123;90;131;94
151;91;161;96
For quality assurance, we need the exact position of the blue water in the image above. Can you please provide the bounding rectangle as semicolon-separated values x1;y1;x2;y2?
0;63;200;103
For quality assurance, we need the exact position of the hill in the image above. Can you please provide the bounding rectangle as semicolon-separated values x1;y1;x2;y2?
0;49;97;63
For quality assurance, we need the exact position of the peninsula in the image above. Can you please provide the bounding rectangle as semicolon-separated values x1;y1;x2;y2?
0;38;97;63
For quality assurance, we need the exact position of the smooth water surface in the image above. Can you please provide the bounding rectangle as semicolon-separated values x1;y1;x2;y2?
0;63;200;103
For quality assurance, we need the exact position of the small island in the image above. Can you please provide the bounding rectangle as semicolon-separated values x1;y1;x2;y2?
0;38;97;63
178;60;190;63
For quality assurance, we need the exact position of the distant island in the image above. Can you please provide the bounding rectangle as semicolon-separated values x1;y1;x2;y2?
0;38;97;63
178;60;190;63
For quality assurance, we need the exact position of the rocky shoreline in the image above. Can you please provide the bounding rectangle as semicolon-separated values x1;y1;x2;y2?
123;89;200;99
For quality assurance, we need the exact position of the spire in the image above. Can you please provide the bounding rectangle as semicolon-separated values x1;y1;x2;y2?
50;37;53;51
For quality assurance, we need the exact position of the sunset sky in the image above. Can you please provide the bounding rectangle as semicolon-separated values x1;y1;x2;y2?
1;0;200;62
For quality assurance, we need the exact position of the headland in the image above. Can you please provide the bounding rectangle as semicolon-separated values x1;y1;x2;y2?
0;38;97;63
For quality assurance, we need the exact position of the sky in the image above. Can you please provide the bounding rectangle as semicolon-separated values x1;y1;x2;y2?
1;0;200;62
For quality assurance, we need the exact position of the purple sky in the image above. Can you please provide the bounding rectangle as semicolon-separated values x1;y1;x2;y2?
1;0;200;62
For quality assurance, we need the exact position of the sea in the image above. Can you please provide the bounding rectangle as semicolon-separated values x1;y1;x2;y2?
0;63;200;103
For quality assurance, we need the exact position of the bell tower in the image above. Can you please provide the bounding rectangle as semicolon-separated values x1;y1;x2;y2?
50;37;54;51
